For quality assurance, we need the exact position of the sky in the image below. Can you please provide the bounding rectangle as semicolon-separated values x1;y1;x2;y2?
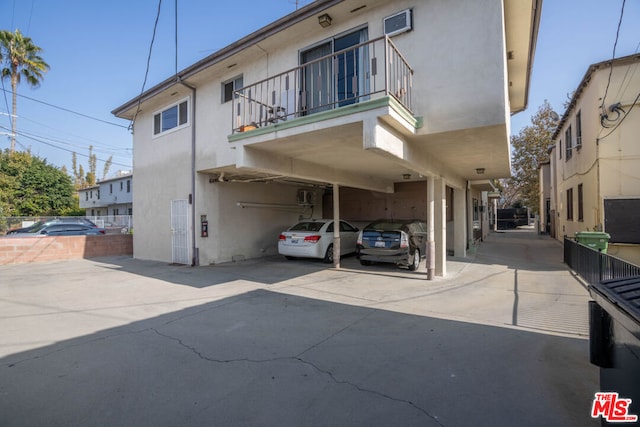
0;0;639;178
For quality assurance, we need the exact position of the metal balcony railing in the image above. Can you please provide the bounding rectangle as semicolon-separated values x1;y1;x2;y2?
564;236;640;284
232;36;413;133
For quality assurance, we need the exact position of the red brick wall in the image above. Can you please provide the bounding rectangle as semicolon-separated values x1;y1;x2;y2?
0;235;133;265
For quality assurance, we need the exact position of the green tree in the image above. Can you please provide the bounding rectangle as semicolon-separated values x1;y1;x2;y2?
0;150;75;216
0;29;50;153
509;100;559;213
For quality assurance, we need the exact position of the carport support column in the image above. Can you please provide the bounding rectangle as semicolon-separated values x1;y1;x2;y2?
454;187;467;258
332;183;341;269
434;178;446;277
427;177;435;280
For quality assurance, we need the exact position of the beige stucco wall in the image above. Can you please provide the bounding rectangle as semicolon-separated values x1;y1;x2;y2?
197;181;310;264
191;0;510;174
128;0;515;264
552;58;640;264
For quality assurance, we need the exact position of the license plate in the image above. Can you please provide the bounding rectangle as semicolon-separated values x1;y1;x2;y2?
374;241;386;248
290;239;299;244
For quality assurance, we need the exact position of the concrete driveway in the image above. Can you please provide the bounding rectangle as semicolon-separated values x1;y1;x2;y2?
0;230;598;426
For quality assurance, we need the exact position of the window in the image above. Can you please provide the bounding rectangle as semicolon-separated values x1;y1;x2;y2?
109;183;113;194
577;184;584;221
127;180;131;193
97;190;100;200
473;198;479;221
559;139;562;159
567;188;574;220
128;208;133;216
153;98;189;135
120;182;123;191
85;192;88;201
565;125;573;160
222;76;243;103
575;111;582;150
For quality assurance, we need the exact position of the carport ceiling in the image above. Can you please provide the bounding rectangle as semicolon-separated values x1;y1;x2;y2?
231;122;423;186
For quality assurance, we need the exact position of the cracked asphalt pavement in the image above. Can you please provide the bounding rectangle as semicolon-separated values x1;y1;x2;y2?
0;230;598;426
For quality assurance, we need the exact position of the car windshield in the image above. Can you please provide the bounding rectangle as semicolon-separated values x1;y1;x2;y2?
290;221;325;232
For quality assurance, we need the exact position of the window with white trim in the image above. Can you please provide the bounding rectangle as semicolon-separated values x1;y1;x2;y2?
222;76;243;103
153;98;189;136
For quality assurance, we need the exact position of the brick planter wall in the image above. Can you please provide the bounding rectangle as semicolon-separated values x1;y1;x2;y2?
0;234;133;265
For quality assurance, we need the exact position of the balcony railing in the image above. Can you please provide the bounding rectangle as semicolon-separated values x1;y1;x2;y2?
232;36;413;133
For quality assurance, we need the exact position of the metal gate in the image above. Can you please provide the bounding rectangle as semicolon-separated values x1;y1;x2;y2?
171;199;190;265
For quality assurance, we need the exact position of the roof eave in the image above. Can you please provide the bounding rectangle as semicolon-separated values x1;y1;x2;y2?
112;0;344;118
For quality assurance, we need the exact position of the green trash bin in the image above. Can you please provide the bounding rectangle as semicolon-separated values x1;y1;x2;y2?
575;231;611;253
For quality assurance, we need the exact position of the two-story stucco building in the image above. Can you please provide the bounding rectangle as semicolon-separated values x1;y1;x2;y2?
542;54;640;264
78;172;133;224
112;0;541;277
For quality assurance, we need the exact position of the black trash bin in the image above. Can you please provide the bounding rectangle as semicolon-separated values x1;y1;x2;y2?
589;276;640;424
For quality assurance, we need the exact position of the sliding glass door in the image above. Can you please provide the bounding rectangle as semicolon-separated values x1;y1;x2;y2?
300;27;369;114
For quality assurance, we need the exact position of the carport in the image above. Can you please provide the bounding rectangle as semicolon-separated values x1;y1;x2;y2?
203;107;478;279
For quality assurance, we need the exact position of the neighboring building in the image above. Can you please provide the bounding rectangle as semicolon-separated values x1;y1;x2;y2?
112;0;541;276
79;172;133;219
548;54;640;265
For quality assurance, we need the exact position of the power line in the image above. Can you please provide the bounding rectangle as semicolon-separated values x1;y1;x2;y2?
598;90;640;141
2;110;132;153
601;0;626;114
1;125;132;168
0;124;131;157
130;0;163;131
12;132;133;168
0;88;129;129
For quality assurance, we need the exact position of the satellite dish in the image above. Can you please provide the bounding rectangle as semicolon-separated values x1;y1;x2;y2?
550;111;560;121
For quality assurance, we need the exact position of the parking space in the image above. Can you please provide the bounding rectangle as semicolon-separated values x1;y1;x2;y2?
0;230;598;426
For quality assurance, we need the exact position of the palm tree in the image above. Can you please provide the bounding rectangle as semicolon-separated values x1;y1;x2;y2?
0;29;49;153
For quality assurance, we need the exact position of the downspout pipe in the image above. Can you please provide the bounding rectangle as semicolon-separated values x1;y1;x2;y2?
178;77;198;266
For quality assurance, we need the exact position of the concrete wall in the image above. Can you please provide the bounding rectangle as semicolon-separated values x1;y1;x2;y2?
198;181;309;265
0;235;133;265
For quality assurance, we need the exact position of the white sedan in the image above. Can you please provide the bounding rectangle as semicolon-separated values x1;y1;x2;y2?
278;219;360;263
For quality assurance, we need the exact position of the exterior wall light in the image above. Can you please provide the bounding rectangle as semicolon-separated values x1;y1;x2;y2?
402;174;411;180
318;14;332;28
475;168;485;175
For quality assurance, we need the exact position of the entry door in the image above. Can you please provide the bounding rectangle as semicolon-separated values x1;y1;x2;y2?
171;199;190;265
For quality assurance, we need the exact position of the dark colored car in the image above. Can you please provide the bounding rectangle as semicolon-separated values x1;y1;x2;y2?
12;223;105;236
7;218;98;234
357;219;427;271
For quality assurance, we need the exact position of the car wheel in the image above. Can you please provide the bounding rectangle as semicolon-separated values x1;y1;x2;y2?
323;244;334;264
360;259;371;266
408;249;420;271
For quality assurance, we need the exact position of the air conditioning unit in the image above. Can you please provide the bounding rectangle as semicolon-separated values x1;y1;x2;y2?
384;9;412;37
297;190;316;206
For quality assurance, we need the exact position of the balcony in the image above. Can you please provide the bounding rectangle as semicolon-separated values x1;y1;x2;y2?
231;36;413;134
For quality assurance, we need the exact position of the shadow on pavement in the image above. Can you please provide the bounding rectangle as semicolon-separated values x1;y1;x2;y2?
0;289;598;427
